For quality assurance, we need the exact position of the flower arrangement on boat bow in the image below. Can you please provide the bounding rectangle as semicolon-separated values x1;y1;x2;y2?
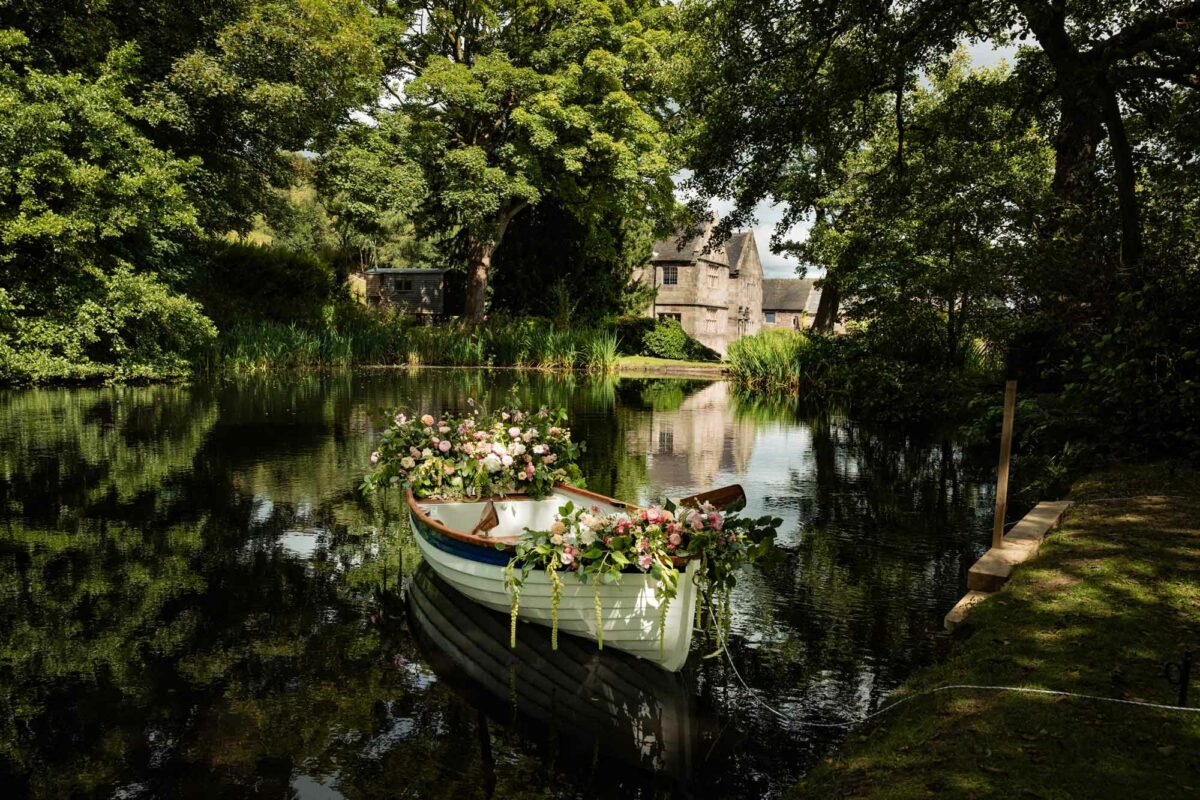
503;498;780;656
361;401;582;499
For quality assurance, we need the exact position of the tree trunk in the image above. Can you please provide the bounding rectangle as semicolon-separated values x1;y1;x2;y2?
1095;74;1143;272
464;236;494;323
461;200;528;324
812;280;840;333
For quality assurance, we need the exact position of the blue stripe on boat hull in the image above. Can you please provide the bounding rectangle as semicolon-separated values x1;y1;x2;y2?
410;513;512;566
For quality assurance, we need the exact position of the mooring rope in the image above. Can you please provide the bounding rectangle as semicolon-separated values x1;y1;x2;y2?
706;607;1198;729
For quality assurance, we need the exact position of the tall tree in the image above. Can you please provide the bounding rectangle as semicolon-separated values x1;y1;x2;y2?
371;1;677;322
675;0;1200;327
805;54;1052;365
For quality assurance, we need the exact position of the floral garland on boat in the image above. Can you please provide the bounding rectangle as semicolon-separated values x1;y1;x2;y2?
503;498;780;658
362;400;583;499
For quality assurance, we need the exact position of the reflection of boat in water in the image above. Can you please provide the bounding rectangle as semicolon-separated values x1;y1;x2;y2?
406;483;700;670
406;564;698;785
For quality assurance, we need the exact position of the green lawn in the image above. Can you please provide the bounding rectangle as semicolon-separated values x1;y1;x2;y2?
615;355;726;373
793;463;1200;799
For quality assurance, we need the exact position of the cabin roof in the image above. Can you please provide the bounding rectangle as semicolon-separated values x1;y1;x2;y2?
365;268;447;275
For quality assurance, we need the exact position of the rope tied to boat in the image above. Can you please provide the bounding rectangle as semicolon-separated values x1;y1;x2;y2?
706;607;1200;729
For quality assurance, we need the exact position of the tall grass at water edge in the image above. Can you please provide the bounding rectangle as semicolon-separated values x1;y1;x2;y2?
725;329;844;394
200;316;624;374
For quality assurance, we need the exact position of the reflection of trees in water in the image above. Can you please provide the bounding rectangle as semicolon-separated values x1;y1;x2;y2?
721;410;991;725
0;385;220;525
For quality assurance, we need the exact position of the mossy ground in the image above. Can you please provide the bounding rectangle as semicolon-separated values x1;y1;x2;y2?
793;463;1200;799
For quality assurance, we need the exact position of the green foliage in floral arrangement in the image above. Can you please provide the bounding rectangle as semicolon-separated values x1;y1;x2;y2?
361;401;583;500
503;498;780;657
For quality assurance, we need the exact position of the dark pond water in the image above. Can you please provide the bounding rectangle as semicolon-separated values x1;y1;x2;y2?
0;371;997;799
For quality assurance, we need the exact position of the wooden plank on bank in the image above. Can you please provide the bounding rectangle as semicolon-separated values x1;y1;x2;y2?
967;500;1072;593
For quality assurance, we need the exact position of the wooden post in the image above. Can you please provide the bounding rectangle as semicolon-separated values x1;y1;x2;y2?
992;379;1017;550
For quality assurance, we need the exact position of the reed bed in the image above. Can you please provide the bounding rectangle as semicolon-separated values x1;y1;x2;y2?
200;316;625;375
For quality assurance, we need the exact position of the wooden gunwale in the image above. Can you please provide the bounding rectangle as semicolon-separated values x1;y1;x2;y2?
404;482;633;553
405;483;694;567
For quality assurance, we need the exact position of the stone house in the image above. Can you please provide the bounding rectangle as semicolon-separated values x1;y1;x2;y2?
761;278;823;330
363;268;447;316
638;219;764;356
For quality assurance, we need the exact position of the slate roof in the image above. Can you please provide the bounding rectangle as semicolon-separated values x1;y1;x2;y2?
762;278;821;312
651;217;729;266
724;231;752;273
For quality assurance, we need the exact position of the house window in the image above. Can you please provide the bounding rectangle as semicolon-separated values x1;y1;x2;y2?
764;311;776;323
658;428;674;451
704;309;717;334
386;276;413;292
658;313;681;323
661;265;678;285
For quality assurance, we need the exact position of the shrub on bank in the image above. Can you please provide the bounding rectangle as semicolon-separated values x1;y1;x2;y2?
639;318;720;362
726;322;999;424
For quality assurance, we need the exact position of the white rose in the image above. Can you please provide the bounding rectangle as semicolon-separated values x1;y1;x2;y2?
422;448;433;459
401;456;416;469
580;527;597;546
482;453;502;473
510;442;526;456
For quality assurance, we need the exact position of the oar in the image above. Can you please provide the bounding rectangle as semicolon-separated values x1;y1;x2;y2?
678;484;746;513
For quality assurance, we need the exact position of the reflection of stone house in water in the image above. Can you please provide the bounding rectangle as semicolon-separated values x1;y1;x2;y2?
624;383;756;492
636;218;764;356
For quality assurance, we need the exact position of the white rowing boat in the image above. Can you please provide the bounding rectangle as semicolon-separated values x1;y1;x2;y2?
405;482;743;671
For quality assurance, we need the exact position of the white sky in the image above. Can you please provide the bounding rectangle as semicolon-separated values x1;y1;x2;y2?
696;38;1017;278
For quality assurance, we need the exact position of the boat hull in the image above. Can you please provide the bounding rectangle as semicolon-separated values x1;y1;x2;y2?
408;496;699;672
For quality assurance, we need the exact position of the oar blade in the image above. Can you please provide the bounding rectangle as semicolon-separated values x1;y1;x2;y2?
679;484;747;513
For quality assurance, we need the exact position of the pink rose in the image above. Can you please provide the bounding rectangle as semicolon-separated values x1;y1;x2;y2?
525;463;535;477
561;546;576;566
369;451;380;465
508;426;521;438
669;532;682;546
462;442;475;455
638;553;653;570
438;440;451;453
709;512;724;531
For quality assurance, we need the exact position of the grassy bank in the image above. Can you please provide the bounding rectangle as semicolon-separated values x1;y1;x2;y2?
794;463;1200;799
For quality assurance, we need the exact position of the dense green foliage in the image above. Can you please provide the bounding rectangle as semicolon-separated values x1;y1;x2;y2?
0;34;214;381
0;2;381;383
